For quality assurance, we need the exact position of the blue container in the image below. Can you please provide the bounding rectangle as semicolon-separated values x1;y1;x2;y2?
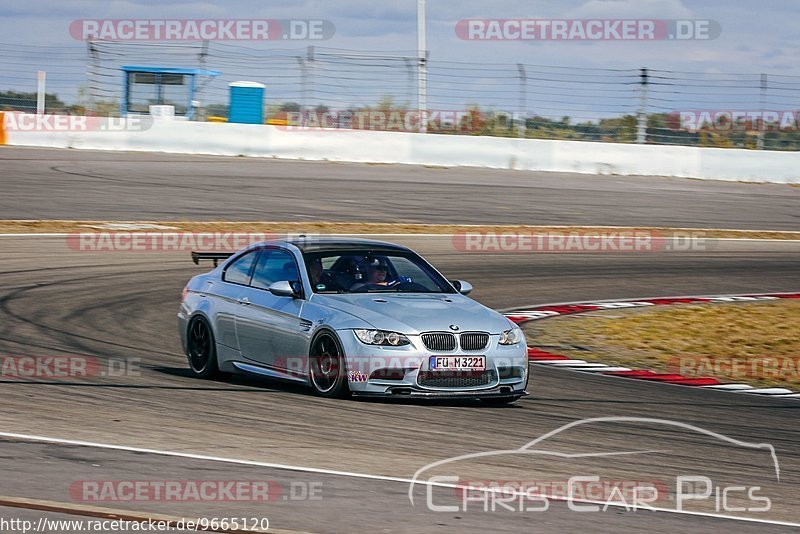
228;82;265;124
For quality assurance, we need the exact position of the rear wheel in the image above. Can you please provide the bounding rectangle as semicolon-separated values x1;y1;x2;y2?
187;317;220;378
309;333;350;398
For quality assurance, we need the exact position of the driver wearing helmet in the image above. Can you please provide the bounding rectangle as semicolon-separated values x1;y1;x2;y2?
366;258;391;286
350;258;400;291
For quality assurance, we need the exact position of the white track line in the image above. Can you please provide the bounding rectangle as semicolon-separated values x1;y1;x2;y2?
702;384;756;391
738;388;796;395
0;233;71;237
1;219;797;233
580;367;632;373
1;233;800;242
0;431;798;528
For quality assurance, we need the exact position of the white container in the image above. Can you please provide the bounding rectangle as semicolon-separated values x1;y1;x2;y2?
149;105;175;119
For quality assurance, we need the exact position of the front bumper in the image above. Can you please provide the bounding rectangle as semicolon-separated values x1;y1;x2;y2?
337;329;529;398
352;385;529;399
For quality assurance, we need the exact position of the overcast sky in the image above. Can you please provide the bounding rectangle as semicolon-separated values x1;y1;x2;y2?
1;0;798;116
1;0;798;71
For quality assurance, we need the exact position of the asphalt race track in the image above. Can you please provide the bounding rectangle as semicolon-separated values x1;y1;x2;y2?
0;146;799;532
1;146;800;229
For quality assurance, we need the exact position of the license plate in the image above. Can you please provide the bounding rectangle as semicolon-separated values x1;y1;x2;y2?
429;356;486;371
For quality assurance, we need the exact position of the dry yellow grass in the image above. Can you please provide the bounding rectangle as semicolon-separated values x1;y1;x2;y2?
526;300;800;389
1;220;800;240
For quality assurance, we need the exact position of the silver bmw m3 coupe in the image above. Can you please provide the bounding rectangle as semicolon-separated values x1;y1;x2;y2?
178;238;529;403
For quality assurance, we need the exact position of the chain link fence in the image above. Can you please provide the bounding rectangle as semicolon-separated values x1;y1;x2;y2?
2;40;800;150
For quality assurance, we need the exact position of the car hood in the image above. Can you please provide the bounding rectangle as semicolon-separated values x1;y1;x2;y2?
312;292;512;334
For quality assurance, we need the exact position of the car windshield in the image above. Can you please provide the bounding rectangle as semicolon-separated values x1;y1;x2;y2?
303;249;456;294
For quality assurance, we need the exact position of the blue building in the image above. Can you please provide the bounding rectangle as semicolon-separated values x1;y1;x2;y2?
121;66;220;120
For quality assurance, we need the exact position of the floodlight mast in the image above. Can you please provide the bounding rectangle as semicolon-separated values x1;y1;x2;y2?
417;0;427;133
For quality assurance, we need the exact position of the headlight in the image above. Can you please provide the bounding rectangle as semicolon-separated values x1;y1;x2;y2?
499;327;524;345
354;329;411;346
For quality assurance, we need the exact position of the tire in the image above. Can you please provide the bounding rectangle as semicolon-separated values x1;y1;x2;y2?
308;332;350;398
186;317;220;378
480;396;521;406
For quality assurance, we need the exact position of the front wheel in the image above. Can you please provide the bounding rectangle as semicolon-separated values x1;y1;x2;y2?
187;317;220;378
308;333;350;398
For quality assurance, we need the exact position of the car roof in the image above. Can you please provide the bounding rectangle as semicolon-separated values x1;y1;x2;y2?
264;237;413;254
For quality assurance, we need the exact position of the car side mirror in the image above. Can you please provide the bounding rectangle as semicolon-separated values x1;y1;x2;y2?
452;280;473;295
268;280;300;298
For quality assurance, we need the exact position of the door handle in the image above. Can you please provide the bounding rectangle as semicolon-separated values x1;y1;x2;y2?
238;297;251;305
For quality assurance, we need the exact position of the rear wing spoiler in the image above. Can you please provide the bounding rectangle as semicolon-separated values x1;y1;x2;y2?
191;251;234;267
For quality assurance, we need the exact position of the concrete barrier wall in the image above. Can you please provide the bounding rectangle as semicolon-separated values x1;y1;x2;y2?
3;113;798;183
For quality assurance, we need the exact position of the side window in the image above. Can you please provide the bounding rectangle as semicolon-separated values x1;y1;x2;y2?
222;250;258;285
251;249;300;290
